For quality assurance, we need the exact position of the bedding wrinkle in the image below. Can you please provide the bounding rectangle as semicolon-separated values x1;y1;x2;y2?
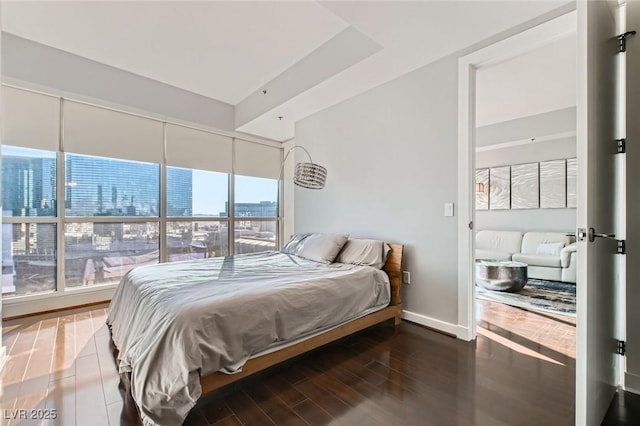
107;251;389;426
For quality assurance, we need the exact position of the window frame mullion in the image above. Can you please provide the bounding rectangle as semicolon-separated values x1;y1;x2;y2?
57;151;66;293
160;175;167;261
229;139;236;256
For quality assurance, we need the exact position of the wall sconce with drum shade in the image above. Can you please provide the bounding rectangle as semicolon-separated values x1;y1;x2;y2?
475;182;485;193
280;145;327;189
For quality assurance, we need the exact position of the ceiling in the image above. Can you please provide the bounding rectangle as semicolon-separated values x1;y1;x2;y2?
476;33;577;127
3;0;572;141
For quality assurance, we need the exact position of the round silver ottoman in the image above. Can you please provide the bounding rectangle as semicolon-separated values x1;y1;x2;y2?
475;260;528;292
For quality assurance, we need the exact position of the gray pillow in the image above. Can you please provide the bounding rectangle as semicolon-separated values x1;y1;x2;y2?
282;233;349;264
335;239;390;269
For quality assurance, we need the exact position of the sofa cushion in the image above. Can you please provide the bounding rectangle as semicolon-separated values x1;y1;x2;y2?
528;265;563;282
521;232;573;254
476;231;523;255
475;249;513;261
561;243;577;268
562;263;577;283
536;242;565;256
512;253;562;268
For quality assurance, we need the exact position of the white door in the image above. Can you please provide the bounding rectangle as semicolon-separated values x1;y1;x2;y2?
625;1;640;395
575;1;622;424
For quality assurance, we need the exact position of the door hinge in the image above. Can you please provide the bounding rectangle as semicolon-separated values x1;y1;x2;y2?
617;340;626;356
617;240;626;255
618;31;637;53
469;221;473;230
616;138;626;154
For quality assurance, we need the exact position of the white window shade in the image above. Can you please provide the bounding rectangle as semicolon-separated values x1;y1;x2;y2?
2;86;60;151
234;139;282;179
165;124;232;173
63;101;164;163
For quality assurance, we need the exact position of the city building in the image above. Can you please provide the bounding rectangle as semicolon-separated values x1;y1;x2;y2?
166;167;193;216
226;200;277;217
2;150;56;217
65;154;161;216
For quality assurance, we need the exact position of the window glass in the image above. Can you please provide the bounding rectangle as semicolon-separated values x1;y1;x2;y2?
167;221;228;261
234;220;277;255
65;154;160;217
2;145;57;217
2;223;57;297
234;175;278;218
64;222;159;287
167;167;228;217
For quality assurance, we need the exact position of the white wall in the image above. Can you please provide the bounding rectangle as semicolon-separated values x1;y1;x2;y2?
293;6;574;329
476;209;575;233
476;106;575;147
476;35;576;127
295;53;460;324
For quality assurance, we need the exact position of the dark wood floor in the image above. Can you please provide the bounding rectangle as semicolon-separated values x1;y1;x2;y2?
2;300;577;425
603;390;640;425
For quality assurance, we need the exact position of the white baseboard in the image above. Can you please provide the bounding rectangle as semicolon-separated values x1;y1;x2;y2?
455;325;475;341
402;310;460;337
625;371;640;395
3;286;116;319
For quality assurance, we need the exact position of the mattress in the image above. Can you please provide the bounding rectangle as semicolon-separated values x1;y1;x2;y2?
107;251;391;426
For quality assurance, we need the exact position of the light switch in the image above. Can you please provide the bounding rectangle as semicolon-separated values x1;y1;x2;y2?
444;202;454;217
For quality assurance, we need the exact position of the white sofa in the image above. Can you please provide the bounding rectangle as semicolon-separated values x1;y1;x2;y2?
475;230;577;283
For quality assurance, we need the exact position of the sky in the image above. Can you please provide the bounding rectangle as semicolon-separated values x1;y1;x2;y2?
192;171;277;216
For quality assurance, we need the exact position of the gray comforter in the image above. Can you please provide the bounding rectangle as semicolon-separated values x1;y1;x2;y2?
107;251;390;426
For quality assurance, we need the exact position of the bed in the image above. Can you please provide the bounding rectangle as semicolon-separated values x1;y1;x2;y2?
107;241;403;426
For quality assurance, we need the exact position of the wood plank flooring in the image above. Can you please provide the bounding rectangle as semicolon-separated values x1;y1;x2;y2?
603;390;640;425
1;300;576;425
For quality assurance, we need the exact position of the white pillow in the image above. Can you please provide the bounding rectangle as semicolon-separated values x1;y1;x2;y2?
335;239;390;269
281;233;311;255
536;242;565;256
282;233;349;264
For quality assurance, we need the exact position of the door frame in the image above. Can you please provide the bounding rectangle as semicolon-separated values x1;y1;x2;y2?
456;11;577;341
625;0;640;395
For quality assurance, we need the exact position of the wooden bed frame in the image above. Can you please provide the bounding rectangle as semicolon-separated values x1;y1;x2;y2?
200;243;404;393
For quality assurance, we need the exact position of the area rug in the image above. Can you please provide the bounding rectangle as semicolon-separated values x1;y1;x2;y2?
476;278;576;317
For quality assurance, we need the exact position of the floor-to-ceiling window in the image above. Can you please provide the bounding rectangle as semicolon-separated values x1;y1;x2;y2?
166;167;229;261
234;175;278;254
64;154;161;287
2;146;58;297
233;139;282;255
1;85;283;302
